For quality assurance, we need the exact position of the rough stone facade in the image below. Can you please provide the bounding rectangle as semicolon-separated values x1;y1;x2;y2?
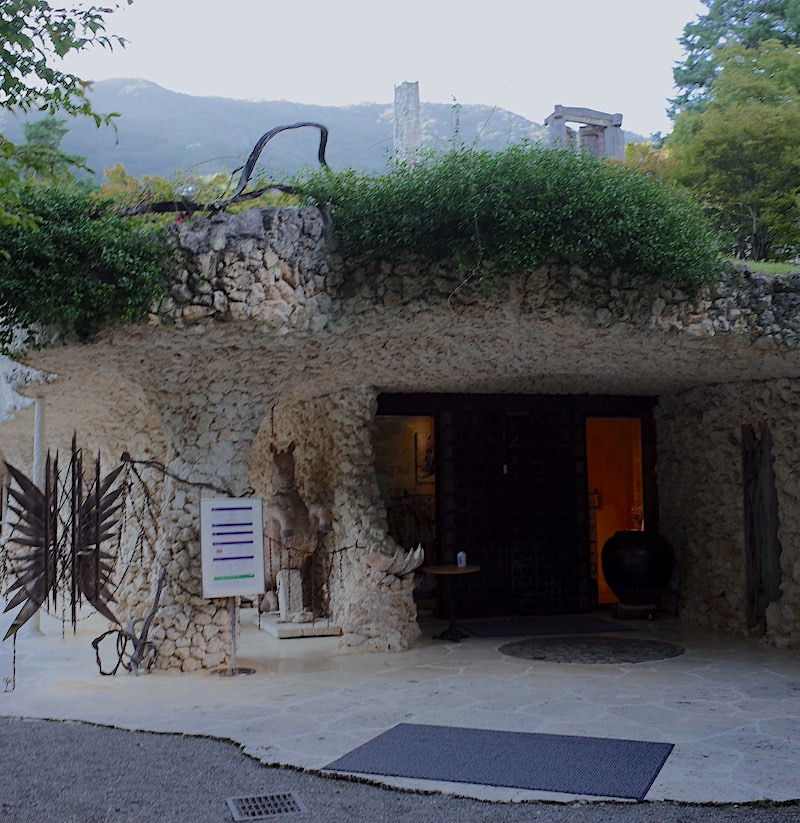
657;380;800;646
162;206;336;334
5;204;800;668
249;388;419;652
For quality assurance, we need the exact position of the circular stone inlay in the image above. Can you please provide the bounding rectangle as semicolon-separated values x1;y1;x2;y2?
498;635;685;664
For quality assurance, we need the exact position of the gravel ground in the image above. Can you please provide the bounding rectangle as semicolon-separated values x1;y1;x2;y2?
1;716;799;823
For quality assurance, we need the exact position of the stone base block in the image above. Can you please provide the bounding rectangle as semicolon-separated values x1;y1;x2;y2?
257;614;343;639
277;568;303;620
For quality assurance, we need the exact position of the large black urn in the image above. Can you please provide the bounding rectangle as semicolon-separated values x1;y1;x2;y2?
601;530;674;607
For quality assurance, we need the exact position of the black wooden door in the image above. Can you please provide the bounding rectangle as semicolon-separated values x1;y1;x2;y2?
438;408;510;614
438;404;590;616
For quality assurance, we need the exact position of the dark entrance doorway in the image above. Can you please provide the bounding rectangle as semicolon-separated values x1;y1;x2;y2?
376;394;657;618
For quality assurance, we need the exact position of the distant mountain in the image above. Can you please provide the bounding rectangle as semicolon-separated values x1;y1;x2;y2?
0;79;550;181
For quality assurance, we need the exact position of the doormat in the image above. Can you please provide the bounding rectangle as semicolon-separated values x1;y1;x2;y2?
323;723;673;801
499;636;685;664
462;616;632;638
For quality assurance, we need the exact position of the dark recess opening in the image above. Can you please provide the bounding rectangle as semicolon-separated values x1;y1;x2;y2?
742;423;783;631
376;393;658;619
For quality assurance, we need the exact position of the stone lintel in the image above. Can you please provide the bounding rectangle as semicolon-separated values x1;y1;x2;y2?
545;105;623;128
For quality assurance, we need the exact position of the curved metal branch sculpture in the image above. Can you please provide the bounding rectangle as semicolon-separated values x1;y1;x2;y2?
216;121;329;209
92;567;166;676
122;121;329;217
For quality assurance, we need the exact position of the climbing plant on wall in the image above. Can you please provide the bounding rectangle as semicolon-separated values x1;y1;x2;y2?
295;144;724;288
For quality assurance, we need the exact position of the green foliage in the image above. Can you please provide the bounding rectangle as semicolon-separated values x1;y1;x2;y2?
624;142;674;177
672;0;800;116
97;163;297;223
0;184;167;350
23;116;68;150
295;145;723;287
0;1;130;118
734;258;800;274
98;162;199;223
668;40;800;260
0;1;130;227
21;115;88;182
0;137;47;229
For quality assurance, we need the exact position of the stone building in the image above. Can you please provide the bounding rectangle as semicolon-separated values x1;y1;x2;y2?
2;205;799;670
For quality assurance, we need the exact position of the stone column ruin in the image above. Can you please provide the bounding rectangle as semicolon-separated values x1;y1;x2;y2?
394;80;422;164
544;105;626;160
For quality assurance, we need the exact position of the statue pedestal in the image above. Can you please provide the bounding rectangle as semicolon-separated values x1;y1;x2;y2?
276;568;304;621
256;614;343;639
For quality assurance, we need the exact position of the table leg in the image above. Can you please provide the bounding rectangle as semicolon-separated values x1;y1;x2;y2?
432;578;470;642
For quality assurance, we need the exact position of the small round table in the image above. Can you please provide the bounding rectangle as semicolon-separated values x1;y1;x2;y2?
420;564;480;642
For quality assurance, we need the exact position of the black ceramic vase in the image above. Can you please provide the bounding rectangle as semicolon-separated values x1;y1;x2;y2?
601;530;674;607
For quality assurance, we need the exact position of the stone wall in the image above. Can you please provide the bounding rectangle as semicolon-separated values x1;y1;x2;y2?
7;204;800;662
164;207;800;354
248;387;420;652
657;379;800;646
161;207;800;651
163;206;336;333
137;378;276;670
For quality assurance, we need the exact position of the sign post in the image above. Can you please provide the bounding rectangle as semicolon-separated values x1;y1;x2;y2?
200;498;265;676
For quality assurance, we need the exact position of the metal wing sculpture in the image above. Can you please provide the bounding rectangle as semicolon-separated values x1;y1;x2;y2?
2;449;124;639
2;461;57;640
75;463;124;624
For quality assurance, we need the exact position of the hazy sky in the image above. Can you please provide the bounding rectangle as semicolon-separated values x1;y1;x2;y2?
60;0;707;136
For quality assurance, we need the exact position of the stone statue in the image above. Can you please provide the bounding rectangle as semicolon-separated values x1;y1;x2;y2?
260;441;332;618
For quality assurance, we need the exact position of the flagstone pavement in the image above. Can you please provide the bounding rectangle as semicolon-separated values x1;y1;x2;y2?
1;609;798;805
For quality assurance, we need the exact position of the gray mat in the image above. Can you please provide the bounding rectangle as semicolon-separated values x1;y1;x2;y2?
324;723;673;800
462;616;632;637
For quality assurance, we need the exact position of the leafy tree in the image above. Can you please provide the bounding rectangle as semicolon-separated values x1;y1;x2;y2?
0;1;130;118
0;3;169;349
22;115;87;182
624;142;673;178
671;0;800;115
23;116;68;151
0;1;131;225
99;162;146;202
668;40;800;260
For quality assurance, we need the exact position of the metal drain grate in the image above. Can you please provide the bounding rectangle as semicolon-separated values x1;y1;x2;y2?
226;792;307;821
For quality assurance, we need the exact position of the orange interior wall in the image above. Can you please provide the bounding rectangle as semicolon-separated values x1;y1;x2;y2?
372;416;435;498
586;418;644;604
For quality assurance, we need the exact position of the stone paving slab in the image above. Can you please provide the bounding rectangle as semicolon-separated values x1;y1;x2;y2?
1;610;799;805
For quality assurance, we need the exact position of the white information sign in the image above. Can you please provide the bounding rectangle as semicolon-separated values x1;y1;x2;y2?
200;498;265;599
